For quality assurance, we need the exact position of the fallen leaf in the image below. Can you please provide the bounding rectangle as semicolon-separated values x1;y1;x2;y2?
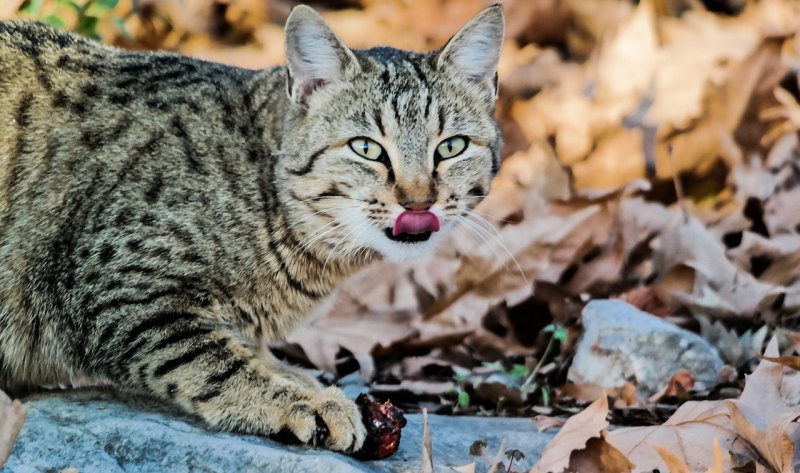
607;400;735;471
449;464;475;473
421;408;433;473
757;354;800;371
487;438;508;473
730;338;800;473
653;444;691;473
653;437;724;473
707;438;725;473
654;215;781;318
532;415;566;432
566;432;635;473
530;393;616;473
0;389;26;469
647;369;696;404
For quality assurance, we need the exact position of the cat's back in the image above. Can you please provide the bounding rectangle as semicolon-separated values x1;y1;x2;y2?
0;22;266;225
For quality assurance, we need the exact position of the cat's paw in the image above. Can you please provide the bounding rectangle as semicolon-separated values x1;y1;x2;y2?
282;387;366;453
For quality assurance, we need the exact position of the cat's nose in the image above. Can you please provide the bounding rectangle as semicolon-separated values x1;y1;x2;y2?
402;201;433;211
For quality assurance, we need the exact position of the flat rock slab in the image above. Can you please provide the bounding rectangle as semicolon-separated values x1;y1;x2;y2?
5;390;555;472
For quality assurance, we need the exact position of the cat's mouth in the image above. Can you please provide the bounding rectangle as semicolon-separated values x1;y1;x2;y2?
384;228;433;243
385;210;440;244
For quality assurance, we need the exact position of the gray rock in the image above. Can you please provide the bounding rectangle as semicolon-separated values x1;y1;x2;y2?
4;390;555;472
568;300;725;396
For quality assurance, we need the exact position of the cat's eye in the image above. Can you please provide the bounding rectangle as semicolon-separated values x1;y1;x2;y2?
436;136;468;159
348;138;383;160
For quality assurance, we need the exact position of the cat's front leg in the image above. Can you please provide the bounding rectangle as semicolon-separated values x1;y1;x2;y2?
90;308;365;452
262;349;324;391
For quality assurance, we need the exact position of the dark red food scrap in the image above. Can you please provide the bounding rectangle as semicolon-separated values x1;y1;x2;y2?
353;393;407;460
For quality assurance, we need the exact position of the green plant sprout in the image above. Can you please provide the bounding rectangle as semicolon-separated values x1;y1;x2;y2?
519;323;568;404
452;372;472;408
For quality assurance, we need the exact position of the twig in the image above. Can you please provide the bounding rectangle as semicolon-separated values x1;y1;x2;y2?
420;408;433;473
665;144;689;223
521;332;557;391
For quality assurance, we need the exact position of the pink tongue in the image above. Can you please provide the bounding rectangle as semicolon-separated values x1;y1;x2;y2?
393;211;441;236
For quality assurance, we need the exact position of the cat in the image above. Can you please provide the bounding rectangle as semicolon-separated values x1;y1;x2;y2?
0;4;503;453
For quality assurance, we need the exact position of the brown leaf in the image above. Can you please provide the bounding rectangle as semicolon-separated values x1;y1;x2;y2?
654;215;781;318
532;415;566;432
607;400;736;471
647;369;696;404
0;1;25;19
653;437;725;473
653;445;691;473
0;389;27;469
449;464;476;473
286;314;416;378
530;394;616;473
757;354;800;371
730;338;800;472
566;432;634;473
421;409;433;473
707;438;725;473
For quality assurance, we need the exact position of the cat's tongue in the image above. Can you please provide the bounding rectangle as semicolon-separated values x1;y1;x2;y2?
393;211;440;236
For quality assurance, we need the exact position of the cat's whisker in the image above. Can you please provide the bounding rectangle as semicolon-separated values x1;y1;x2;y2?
451;216;486;253
320;220;370;275
463;210;528;283
295;195;368;204
463;208;516;223
296;215;352;253
286;205;362;230
454;215;508;269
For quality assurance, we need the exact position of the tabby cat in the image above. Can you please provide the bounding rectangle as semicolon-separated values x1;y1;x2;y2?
0;4;503;453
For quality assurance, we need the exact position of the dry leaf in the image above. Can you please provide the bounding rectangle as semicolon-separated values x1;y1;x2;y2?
566;432;635;473
286;316;416;378
707;438;725;473
607;401;735;471
647;369;696;404
653;437;724;473
450;464;476;473
653;445;691;473
654;215;780;318
0;389;27;469
730;338;800;473
757;354;800;371
530;394;615;473
533;415;567;432
421;408;433;473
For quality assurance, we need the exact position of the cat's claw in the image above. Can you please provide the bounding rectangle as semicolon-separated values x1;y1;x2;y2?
283;388;366;453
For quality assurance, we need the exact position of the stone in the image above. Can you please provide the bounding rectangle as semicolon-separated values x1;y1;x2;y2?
4;390;556;472
568;299;725;396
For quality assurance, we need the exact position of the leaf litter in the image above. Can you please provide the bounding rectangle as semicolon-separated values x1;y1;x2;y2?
5;0;800;469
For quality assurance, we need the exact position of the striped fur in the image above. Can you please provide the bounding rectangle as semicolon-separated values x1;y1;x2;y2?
0;5;503;452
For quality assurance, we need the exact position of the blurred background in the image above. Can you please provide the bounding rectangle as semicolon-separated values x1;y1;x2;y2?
3;0;800;421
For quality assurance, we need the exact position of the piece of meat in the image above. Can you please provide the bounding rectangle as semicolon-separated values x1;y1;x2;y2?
353;394;407;460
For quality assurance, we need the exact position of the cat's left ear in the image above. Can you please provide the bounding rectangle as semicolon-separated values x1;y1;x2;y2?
437;5;504;98
284;5;359;106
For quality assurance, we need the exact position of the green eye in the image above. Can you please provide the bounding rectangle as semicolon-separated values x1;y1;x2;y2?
436;136;468;159
348;138;383;160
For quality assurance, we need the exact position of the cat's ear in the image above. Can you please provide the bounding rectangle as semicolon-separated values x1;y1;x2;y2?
437;5;504;97
284;5;359;105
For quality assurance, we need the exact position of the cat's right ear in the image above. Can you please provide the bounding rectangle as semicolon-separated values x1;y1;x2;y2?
437;5;504;98
284;5;359;106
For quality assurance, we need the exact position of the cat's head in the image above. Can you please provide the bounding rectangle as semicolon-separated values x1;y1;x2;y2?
278;5;503;263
